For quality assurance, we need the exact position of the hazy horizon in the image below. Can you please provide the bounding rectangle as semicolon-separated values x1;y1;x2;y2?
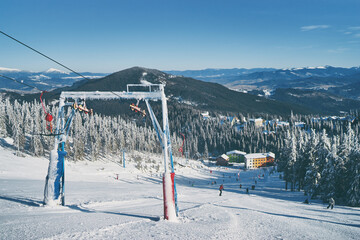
1;0;359;72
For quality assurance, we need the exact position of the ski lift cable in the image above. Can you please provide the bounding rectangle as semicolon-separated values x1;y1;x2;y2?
0;30;89;82
0;30;122;99
0;74;43;92
0;73;56;132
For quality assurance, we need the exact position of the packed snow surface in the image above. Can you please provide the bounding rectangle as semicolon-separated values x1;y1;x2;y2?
0;145;359;240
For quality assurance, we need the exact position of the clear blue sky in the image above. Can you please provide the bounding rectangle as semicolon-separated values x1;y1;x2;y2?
1;0;359;73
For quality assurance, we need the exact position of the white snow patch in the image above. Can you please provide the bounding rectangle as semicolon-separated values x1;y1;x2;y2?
3;137;14;145
263;89;272;96
140;72;152;85
45;68;68;74
29;74;51;81
140;79;152;85
36;82;50;86
61;75;103;80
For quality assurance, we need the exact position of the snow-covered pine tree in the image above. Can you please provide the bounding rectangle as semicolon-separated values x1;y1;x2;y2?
288;131;298;191
30;104;44;156
204;142;209;159
335;124;354;203
73;112;86;161
303;129;319;198
0;95;7;137
313;129;331;196
296;129;308;190
346;148;360;206
278;130;292;190
319;136;338;202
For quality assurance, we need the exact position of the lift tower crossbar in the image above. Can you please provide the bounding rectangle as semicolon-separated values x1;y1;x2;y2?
43;84;178;221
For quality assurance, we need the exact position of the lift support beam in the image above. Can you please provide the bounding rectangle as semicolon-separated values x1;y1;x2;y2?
43;84;178;221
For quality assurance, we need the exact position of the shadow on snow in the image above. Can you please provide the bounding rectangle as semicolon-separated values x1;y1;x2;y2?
0;195;43;207
67;204;161;222
214;203;360;229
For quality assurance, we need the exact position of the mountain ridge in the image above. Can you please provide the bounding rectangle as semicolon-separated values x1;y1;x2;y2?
60;66;311;115
0;67;107;93
3;66;360;115
5;66;311;116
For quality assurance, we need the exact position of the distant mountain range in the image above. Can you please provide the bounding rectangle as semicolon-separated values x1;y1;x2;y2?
0;67;107;93
2;66;360;115
165;68;277;83
223;66;360;93
166;66;360;94
165;66;360;114
8;67;310;116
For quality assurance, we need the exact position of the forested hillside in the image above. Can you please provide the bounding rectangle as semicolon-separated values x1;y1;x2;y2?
1;95;359;206
278;125;360;207
7;67;312;116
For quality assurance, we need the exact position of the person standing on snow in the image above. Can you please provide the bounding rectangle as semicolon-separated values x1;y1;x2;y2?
327;197;335;209
219;184;224;196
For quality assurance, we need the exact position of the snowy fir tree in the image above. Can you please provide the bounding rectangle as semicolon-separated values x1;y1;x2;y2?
1;96;360;206
346;148;360;206
0;96;7;137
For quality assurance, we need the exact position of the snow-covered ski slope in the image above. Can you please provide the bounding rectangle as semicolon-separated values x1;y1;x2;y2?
1;145;359;240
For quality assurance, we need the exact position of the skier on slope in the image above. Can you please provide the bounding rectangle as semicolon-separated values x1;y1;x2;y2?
327;197;335;209
219;184;224;196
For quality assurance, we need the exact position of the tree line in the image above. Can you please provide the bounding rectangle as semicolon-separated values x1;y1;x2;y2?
278;125;360;206
0;96;359;206
0;97;170;160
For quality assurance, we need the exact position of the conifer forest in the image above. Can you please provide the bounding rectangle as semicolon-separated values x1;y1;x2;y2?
0;97;359;206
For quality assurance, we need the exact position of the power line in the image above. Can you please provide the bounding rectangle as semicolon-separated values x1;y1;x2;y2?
0;30;123;98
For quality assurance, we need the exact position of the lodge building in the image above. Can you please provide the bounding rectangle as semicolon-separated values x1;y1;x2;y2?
245;152;275;169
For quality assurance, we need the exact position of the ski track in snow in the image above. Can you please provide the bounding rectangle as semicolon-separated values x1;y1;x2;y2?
1;145;360;240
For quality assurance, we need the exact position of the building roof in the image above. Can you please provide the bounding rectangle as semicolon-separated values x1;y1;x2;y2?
245;152;276;159
245;153;267;159
226;150;246;155
219;154;229;160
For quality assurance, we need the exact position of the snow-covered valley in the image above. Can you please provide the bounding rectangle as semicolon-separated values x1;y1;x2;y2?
1;145;359;240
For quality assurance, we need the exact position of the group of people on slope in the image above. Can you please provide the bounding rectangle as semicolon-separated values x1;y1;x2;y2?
220;184;336;210
218;183;251;196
